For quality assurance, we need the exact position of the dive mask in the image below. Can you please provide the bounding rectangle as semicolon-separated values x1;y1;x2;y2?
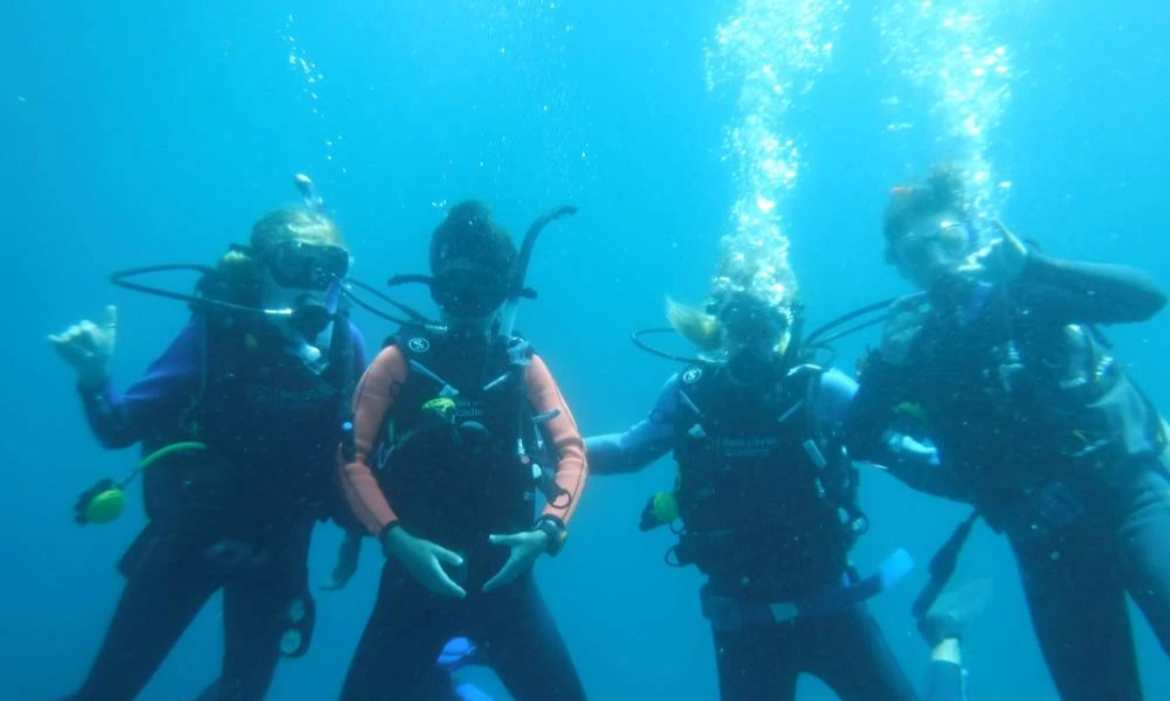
717;292;789;347
265;241;349;291
431;266;508;318
892;219;971;270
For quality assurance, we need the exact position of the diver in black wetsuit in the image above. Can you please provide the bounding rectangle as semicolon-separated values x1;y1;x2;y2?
846;164;1170;701
336;201;589;701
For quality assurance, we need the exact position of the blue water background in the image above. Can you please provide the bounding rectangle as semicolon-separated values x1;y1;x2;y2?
2;1;1168;699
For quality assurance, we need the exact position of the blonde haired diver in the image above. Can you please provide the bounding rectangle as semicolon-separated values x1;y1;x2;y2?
585;245;936;701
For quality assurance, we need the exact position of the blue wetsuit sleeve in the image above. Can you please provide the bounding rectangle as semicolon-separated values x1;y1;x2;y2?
585;375;680;475
78;316;206;449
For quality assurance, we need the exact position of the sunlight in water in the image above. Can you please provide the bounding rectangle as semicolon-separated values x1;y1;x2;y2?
704;0;848;308
877;0;1022;220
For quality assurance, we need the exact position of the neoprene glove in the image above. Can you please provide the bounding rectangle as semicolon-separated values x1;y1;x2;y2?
482;529;550;593
382;525;467;598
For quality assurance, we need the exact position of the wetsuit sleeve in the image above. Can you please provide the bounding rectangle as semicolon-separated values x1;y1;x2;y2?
584;375;680;475
1013;253;1167;325
338;346;406;536
78;316;206;449
326;322;371;534
526;354;588;525
878;433;970;501
844;360;900;464
845;360;970;501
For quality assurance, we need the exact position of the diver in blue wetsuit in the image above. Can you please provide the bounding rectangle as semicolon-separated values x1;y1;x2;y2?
49;208;365;701
587;288;921;701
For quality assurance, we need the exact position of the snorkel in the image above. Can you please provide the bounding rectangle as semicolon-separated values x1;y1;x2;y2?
498;205;578;338
384;204;578;337
295;173;324;212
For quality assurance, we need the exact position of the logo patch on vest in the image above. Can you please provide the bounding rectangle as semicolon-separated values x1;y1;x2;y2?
719;435;782;459
407;337;431;353
682;368;703;385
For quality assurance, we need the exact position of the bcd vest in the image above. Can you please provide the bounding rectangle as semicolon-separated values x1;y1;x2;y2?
142;314;353;526
891;287;1165;496
373;328;542;557
669;364;864;592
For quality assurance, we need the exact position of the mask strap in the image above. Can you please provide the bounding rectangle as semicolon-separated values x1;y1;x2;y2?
386;274;435;288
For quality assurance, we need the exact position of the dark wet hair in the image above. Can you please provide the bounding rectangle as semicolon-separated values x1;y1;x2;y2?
429;201;517;282
883;162;971;243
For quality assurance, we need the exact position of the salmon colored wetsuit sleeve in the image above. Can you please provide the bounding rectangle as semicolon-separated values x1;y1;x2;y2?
339;346;407;536
526;354;588;525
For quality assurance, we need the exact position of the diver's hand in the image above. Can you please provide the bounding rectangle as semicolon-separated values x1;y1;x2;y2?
482;530;549;593
49;305;118;387
382;526;467;598
880;295;930;366
322;530;362;591
957;220;1028;284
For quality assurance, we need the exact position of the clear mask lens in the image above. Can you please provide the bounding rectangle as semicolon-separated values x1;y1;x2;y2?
268;242;349;290
896;219;971;266
432;269;506;317
718;296;787;347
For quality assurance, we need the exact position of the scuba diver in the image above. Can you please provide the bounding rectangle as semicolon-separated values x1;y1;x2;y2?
585;275;921;701
336;200;589;701
49;204;367;701
845;163;1170;701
